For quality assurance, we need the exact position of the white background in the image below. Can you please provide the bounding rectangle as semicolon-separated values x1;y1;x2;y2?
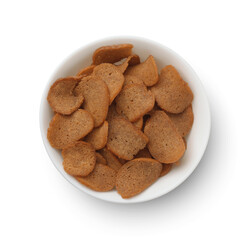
0;0;250;239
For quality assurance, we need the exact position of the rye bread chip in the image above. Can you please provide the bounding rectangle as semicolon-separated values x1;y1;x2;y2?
85;121;108;150
115;84;155;122
107;117;148;160
74;76;109;127
106;102;119;122
92;44;133;65
47;77;84;115
93;63;124;104
160;164;172;177
99;148;122;172
151;65;193;113
118;158;127;165
123;75;144;87
95;152;107;165
167;105;194;137
116;54;140;73
107;102;143;129
76;65;95;77
135;148;152;158
144;111;185;163
145;103;161;116
76;163;116;192
172;138;186;166
142;104;161;129
116;158;162;198
183;137;187;149
47;109;94;149
62;141;96;177
133;117;143;129
125;55;158;86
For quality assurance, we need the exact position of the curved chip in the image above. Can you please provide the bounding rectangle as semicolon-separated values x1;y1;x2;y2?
160;164;172;177
95;152;107;165
116;158;162;198
62;141;96;177
92;44;133;65
106;102;142;129
115;84;155;122
76;65;95;77
74;76;109;127
135;148;152;158
118;158;127;165
144;111;185;163
76;163;116;192
106;102;119;122
125;55;158;86
133;117;143;129
123;75;144;87
99;147;122;172
47;77;84;115
116;54;140;73
167;105;194;137
93;63;124;104
107;117;148;160
85;121;108;150
183;137;187;149
47;109;94;149
151;65;193;113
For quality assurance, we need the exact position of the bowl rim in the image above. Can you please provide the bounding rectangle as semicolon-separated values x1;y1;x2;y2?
39;35;211;204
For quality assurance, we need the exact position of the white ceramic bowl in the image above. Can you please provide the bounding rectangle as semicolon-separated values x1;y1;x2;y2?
40;36;211;204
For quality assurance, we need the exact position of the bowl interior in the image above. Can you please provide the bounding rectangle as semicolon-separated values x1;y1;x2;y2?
40;37;210;203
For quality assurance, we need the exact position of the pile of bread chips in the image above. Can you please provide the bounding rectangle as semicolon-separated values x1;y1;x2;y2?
47;44;194;198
